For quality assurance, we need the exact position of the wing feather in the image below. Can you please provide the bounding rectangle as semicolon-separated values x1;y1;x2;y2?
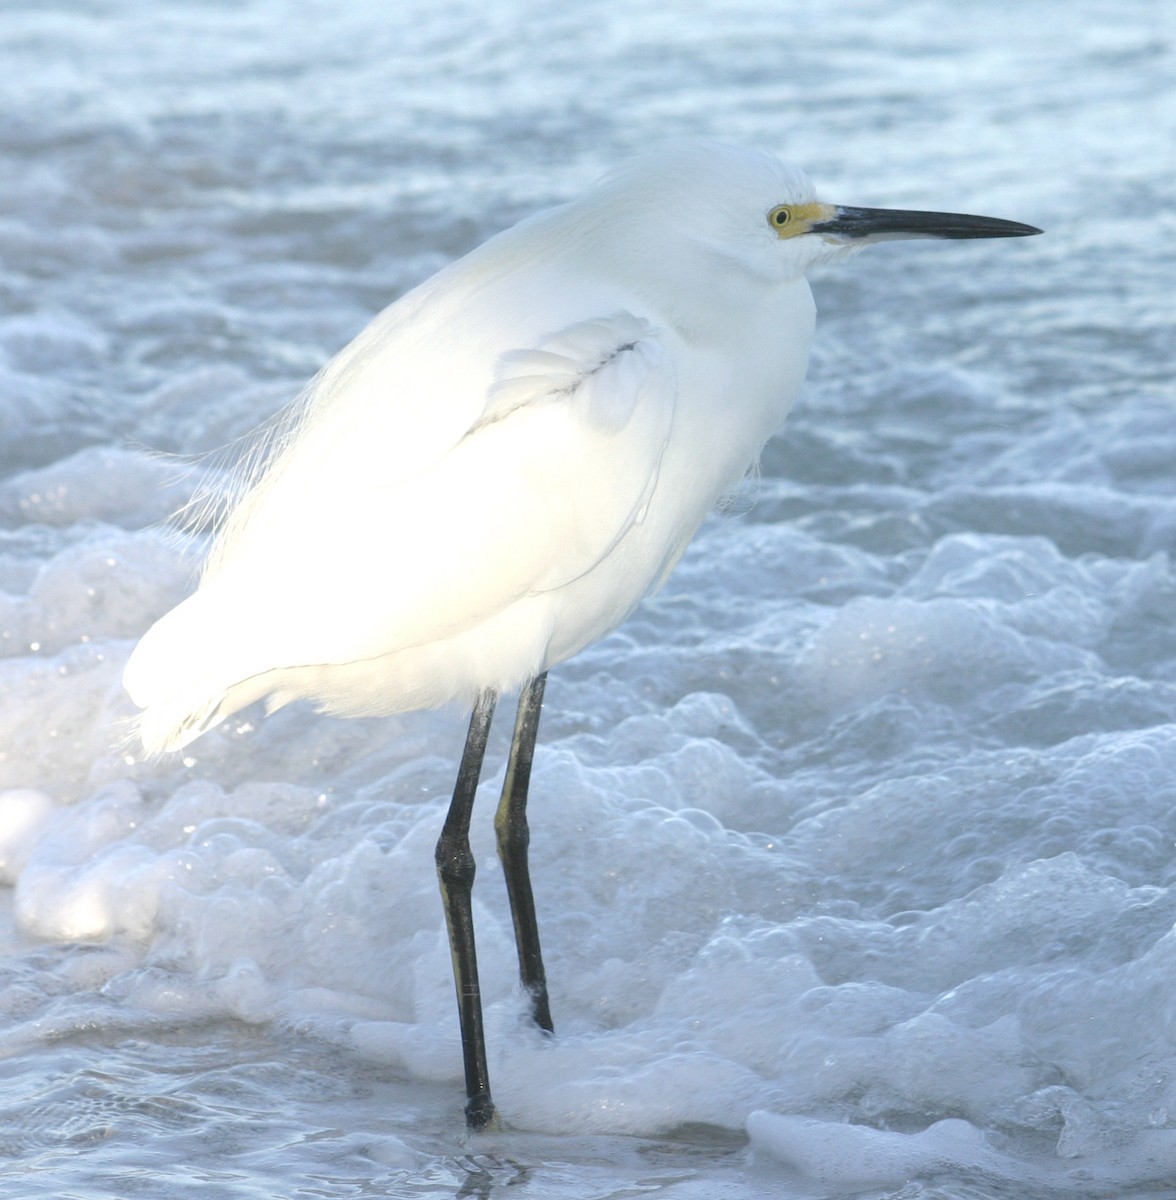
124;312;676;726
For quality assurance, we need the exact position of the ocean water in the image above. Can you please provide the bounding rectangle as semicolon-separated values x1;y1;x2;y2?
2;0;1175;1196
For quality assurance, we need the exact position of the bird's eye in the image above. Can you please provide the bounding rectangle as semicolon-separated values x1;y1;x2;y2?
769;206;792;228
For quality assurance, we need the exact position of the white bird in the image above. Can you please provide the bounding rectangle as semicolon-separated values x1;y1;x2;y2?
123;141;1039;1129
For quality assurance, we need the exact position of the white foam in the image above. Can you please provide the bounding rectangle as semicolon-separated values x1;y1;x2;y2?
747;1113;995;1186
0;447;194;529
0;788;55;885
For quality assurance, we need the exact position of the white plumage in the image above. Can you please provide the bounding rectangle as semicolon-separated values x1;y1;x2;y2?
124;143;834;752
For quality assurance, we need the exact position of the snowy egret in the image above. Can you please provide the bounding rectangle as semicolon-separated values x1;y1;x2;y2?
123;141;1040;1129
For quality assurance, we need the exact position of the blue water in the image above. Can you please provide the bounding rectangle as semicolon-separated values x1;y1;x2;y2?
2;1;1176;1196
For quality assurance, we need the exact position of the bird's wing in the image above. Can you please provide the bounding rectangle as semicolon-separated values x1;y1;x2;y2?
470;311;675;588
126;312;676;697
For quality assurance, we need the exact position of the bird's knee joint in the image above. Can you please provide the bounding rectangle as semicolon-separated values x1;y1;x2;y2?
495;823;530;860
435;838;476;889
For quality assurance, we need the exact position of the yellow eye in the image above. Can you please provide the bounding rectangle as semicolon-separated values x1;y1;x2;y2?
769;206;792;229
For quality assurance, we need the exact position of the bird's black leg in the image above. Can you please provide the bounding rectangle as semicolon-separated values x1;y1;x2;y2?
493;672;554;1034
436;688;498;1130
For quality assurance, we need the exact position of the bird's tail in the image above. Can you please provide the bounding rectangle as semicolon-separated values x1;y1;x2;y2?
123;593;252;756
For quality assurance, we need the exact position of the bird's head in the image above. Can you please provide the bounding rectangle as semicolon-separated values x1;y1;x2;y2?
580;141;1041;286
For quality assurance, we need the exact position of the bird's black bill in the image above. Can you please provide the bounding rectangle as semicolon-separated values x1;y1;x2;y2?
812;205;1043;242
